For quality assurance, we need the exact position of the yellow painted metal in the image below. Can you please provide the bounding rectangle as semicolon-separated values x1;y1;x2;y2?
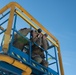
57;41;64;75
0;2;13;14
15;10;38;30
0;54;32;75
3;5;15;52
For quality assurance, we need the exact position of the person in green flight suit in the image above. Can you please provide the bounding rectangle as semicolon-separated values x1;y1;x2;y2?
13;28;31;50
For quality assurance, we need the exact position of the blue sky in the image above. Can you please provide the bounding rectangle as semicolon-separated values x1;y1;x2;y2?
0;0;76;75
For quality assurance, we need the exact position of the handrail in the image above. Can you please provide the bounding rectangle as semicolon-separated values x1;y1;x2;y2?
0;54;32;75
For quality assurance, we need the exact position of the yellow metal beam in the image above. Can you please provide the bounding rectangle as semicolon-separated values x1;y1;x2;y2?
0;54;32;75
0;2;12;14
57;41;64;75
15;10;38;30
3;5;15;53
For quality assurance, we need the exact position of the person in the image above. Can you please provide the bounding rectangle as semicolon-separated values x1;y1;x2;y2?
31;28;43;63
13;28;31;51
40;33;49;67
31;29;49;67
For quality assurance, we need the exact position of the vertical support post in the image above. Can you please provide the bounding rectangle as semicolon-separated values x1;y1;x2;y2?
57;41;64;75
29;26;32;63
54;46;59;75
11;14;17;45
29;41;32;63
3;5;15;53
46;51;48;62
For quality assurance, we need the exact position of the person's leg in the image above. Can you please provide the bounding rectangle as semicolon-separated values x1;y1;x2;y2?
32;54;42;63
41;59;48;67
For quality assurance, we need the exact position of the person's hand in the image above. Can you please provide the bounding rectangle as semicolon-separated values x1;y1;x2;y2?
37;33;42;37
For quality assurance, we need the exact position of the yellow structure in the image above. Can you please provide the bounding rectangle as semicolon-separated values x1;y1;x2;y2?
0;54;32;75
0;2;64;75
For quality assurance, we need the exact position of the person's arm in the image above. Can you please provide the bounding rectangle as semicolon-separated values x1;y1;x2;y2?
32;31;42;42
42;36;48;50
